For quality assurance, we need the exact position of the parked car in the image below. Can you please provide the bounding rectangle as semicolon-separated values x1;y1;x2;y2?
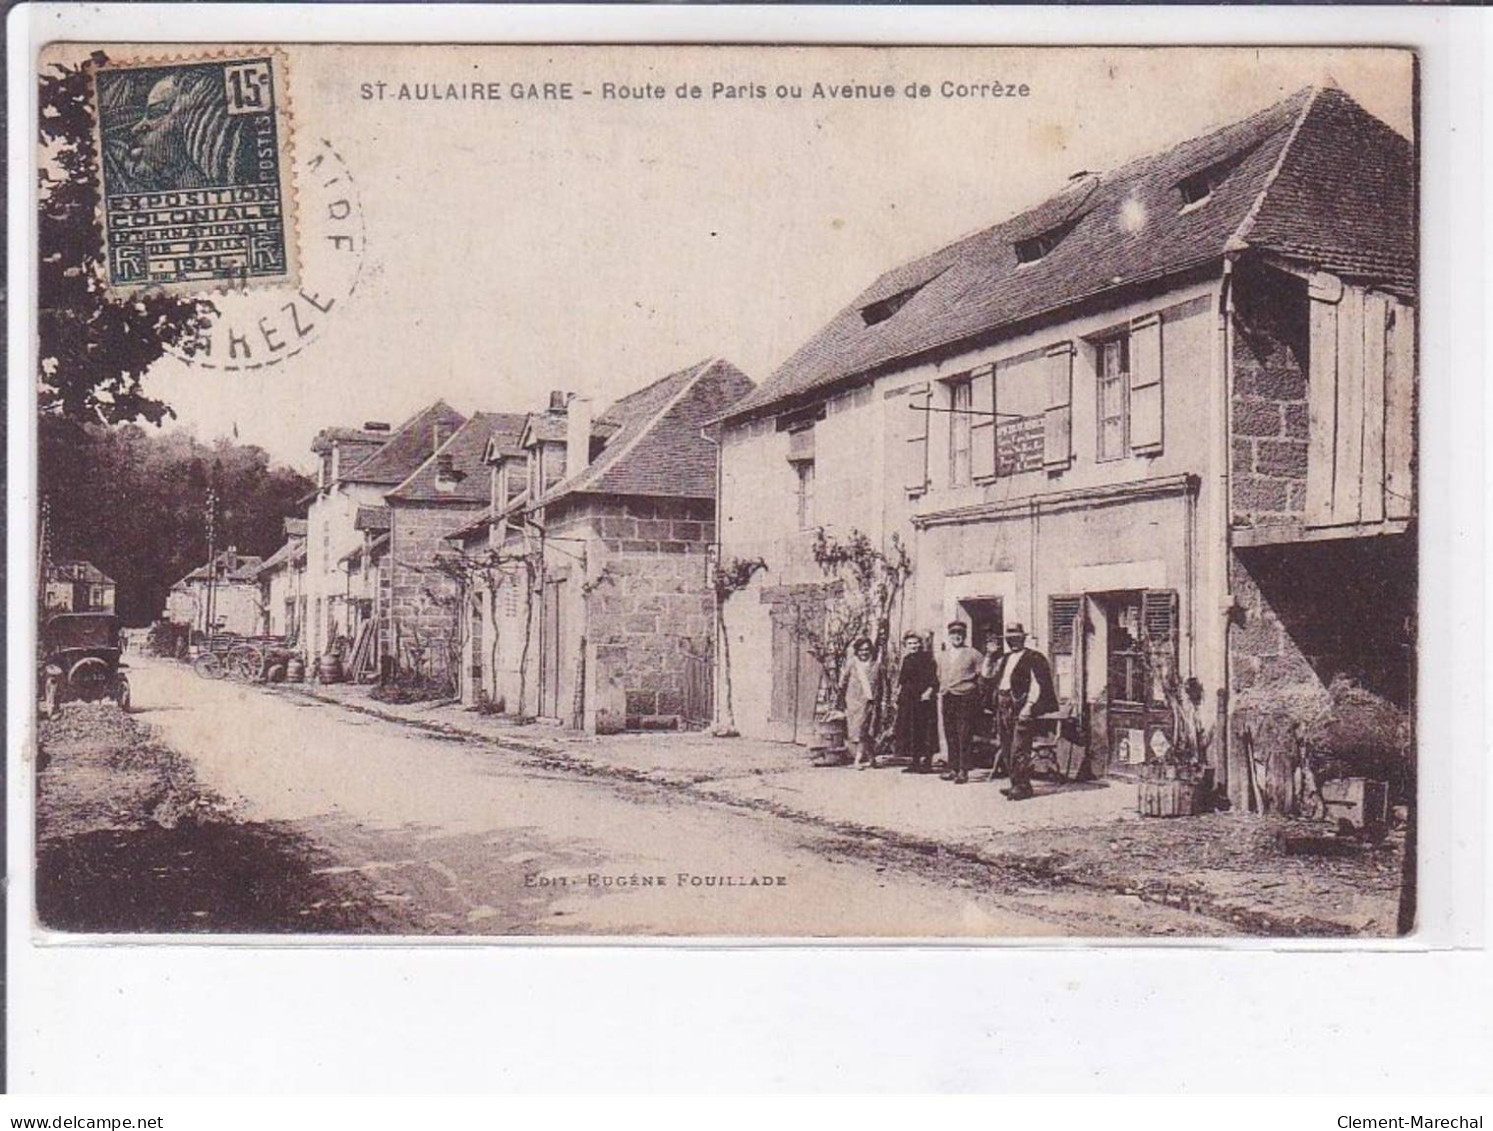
38;612;131;718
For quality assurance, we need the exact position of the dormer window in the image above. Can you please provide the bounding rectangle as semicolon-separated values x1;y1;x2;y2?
1176;144;1258;211
1014;218;1078;265
434;453;465;493
861;283;925;327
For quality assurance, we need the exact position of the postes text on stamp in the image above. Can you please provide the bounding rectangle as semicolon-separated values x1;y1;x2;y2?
93;54;295;291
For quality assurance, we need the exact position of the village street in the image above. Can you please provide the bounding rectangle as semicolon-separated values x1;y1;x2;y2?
27;655;1278;939
32;656;1404;939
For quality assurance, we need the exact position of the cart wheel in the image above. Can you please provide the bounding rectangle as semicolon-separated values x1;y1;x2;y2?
193;653;225;680
40;675;62;720
229;644;264;682
114;677;132;712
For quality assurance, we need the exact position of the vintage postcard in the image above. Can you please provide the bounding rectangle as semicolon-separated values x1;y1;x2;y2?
31;43;1417;940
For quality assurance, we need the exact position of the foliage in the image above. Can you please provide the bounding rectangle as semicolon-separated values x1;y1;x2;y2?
797;528;912;695
712;555;768;600
421;543;542;714
710;555;768;736
39;416;314;625
38;53;214;426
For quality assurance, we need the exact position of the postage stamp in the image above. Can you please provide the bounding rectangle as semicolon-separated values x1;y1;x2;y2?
92;52;297;292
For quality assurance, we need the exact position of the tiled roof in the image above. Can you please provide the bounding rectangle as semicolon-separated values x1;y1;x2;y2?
521;412;568;447
387;413;520;505
339;401;469;485
722;86;1413;422
340;531;388;565
484;413;530;461
48;560;114;585
310;425;389;454
257;538;306;576
1235;88;1415;291
444;511;493;546
354;506;391;532
178;550;264;586
540;358;755;505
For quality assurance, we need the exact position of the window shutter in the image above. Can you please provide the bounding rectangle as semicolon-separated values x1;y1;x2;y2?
1142;589;1179;701
1043;343;1074;469
904;385;930;492
1130;313;1163;453
970;365;996;480
787;424;815;463
1049;595;1083;705
1049;596;1082;657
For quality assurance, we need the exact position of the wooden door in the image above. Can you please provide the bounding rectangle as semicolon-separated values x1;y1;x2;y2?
540;578;564;719
769;606;821;744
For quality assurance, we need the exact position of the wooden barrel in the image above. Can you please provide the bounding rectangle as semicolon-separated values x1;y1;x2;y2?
812;716;848;752
318;652;343;683
286;656;306;682
1138;779;1204;818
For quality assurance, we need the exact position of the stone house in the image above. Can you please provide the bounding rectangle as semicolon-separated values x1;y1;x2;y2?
164;548;265;636
379;412;524;683
255;518;307;640
447;358;754;730
713;85;1414;806
44;560;116;615
300;403;466;662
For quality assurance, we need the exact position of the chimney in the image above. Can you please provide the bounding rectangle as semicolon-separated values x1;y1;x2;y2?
548;390;568;414
566;395;594;475
363;421;391;432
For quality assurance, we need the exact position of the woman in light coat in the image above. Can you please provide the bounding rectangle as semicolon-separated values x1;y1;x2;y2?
841;637;881;770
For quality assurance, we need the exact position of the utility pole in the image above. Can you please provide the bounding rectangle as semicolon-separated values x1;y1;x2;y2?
204;487;218;638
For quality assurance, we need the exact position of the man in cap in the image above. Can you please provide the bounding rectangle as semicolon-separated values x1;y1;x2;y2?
937;620;983;784
990;623;1058;800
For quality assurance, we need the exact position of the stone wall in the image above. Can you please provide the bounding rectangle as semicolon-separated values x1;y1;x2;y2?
1228;534;1415;804
388;500;484;679
583;496;716;722
1231;266;1311;526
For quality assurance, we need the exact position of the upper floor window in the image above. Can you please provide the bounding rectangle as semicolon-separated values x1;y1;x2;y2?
543;444;567;493
1096;334;1130;462
948;377;973;486
795;460;816;529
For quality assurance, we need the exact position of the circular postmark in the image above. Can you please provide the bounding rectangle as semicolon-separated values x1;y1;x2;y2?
168;137;365;370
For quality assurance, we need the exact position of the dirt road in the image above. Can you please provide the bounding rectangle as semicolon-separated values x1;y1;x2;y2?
41;657;1233;937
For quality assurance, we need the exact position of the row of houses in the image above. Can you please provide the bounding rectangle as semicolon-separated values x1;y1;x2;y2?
186;85;1415;807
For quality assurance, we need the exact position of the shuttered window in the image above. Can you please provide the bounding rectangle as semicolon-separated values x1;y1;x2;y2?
1049;595;1083;704
948;377;973;487
1044;342;1074;469
1096;335;1129;462
1129;313;1164;453
970;364;996;480
1142;588;1179;704
904;385;930;493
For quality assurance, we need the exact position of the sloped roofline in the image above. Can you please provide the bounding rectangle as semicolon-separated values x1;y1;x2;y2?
534;357;718;508
385;411;490;503
713;85;1366;427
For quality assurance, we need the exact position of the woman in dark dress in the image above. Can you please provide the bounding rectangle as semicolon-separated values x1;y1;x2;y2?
895;632;940;773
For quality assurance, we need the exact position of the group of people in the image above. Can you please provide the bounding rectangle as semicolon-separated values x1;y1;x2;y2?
837;620;1058;801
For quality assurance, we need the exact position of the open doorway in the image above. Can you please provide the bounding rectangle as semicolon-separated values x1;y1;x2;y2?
956;597;1004;653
